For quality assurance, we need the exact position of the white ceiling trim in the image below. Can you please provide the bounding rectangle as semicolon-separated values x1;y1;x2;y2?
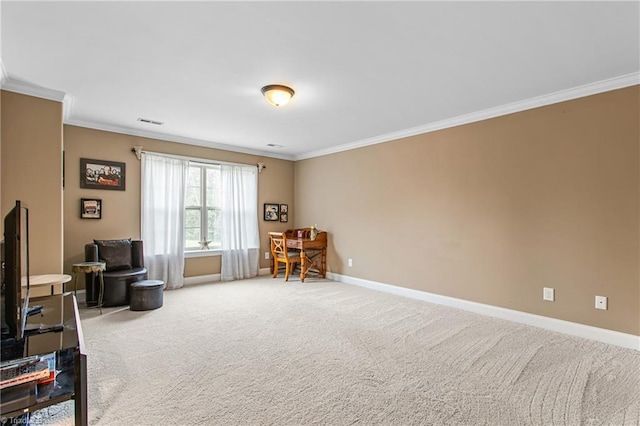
0;77;291;160
2;73;638;163
295;72;640;161
0;61;7;86
1;77;67;103
62;94;75;122
2;75;75;121
64;119;295;161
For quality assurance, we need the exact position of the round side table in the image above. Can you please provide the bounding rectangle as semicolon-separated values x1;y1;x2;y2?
23;274;72;296
72;262;106;314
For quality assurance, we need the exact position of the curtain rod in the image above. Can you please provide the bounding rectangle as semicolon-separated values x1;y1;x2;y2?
131;146;264;171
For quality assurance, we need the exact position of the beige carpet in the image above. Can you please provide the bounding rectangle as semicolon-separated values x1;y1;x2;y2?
32;276;640;425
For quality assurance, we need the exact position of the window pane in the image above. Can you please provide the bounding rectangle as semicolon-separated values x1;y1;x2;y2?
207;208;222;246
184;164;222;250
206;167;221;208
185;166;201;207
185;209;201;248
187;166;201;185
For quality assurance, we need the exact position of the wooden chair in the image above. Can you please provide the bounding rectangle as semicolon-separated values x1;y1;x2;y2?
269;232;301;281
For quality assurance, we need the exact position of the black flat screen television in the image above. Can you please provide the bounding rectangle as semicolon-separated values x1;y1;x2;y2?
1;200;30;359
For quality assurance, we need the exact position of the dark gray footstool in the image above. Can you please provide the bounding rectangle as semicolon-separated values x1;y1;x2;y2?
130;280;164;311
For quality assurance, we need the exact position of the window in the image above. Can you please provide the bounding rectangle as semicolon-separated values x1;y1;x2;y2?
185;163;222;250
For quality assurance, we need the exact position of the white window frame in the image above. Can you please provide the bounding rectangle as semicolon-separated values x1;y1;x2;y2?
137;150;256;258
185;163;222;253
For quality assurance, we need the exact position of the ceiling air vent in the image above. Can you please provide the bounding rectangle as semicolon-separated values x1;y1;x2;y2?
137;117;164;125
266;143;284;148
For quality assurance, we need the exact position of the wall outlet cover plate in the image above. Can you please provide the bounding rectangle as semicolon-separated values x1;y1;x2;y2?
595;295;607;310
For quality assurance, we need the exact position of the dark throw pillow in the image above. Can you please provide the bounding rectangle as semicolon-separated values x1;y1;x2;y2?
94;238;133;272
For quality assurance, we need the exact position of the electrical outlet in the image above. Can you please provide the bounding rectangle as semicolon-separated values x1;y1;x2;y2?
543;287;554;302
264;251;270;260
595;295;607;310
348;258;353;267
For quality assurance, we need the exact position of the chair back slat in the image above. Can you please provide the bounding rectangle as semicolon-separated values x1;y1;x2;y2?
269;232;287;256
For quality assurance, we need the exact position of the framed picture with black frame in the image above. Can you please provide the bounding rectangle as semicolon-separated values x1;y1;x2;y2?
80;158;126;191
279;204;288;223
264;203;279;221
80;198;102;219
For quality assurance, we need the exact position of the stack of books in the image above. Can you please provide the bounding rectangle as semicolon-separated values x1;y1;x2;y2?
0;355;50;390
1;353;58;414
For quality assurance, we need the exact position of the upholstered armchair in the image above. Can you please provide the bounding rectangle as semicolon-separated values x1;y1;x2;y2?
85;239;148;307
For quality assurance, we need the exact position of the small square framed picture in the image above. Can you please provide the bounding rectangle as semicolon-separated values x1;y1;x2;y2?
81;198;102;219
279;204;288;222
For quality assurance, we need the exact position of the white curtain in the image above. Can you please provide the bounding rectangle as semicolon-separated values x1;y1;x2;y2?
220;164;259;281
141;153;188;289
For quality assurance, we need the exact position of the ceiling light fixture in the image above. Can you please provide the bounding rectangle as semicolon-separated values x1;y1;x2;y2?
261;84;294;107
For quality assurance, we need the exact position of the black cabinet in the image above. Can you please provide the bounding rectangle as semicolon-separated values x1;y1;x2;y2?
1;293;87;425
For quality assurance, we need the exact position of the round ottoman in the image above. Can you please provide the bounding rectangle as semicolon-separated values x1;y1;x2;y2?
130;280;164;311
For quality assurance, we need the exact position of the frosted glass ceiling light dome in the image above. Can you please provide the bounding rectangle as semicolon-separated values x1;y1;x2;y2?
261;84;295;107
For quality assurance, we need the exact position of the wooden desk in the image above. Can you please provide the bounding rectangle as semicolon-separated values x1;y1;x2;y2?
285;231;327;282
21;274;72;298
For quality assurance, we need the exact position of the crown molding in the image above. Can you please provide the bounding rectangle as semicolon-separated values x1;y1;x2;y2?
64;119;295;161
1;74;293;160
3;72;636;163
2;76;76;122
295;72;640;161
62;94;75;121
0;61;7;86
1;77;67;102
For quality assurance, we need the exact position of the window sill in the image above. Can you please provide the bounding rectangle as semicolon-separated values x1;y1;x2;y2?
184;249;221;259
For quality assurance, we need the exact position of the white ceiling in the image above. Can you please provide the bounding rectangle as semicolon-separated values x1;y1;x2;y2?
1;1;639;161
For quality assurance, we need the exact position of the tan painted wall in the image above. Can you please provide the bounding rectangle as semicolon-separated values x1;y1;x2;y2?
183;255;221;278
63;125;294;288
294;86;640;336
1;91;3;223
1;90;64;274
5;86;637;336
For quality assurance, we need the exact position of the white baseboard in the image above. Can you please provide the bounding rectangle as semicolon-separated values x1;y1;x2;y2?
184;268;271;286
258;267;272;276
327;272;640;351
